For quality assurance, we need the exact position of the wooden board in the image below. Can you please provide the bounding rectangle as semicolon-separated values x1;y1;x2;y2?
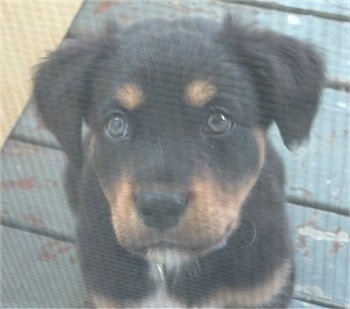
245;0;350;16
1;1;83;149
288;205;350;306
1;226;85;308
8;99;62;150
290;299;329;308
1;141;75;239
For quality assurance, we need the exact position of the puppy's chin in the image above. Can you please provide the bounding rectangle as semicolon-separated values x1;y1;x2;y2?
145;248;194;265
140;235;228;265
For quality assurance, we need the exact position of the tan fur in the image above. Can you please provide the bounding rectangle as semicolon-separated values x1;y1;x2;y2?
116;83;144;110
185;80;217;107
107;175;147;249
205;259;292;307
91;292;122;308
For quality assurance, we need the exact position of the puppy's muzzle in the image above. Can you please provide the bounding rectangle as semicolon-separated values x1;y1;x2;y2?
136;192;188;231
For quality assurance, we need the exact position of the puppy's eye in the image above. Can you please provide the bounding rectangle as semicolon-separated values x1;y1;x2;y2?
105;114;128;139
207;111;233;134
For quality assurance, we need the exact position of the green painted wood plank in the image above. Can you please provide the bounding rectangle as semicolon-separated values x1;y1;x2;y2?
290;299;329;308
1;226;85;308
9;99;61;149
1;141;75;238
233;0;350;18
67;0;349;83
289;205;350;306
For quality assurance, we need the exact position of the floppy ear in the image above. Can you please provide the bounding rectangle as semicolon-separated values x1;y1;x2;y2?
33;25;117;165
33;39;101;165
220;16;326;148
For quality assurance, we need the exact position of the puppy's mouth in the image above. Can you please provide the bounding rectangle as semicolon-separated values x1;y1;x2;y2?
108;172;259;264
129;233;229;263
138;241;199;254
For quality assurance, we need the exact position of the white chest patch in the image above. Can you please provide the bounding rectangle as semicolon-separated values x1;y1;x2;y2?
126;263;185;308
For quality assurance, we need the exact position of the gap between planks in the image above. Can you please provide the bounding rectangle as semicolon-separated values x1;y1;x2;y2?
220;0;350;22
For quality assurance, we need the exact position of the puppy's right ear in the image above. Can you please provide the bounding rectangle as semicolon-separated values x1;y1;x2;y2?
33;35;111;166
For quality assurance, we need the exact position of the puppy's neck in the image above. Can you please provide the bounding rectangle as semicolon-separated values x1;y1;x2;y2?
149;258;200;284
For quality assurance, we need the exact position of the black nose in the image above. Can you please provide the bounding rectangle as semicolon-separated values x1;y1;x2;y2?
136;192;187;230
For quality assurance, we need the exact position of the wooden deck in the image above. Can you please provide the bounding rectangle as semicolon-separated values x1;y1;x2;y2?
1;1;349;308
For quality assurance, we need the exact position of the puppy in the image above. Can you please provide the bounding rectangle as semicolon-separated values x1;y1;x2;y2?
34;15;325;308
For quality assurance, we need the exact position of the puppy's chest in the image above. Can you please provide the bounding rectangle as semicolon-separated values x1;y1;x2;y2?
128;263;225;309
131;285;183;308
127;264;186;308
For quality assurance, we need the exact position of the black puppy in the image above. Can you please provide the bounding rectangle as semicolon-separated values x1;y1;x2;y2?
34;15;324;308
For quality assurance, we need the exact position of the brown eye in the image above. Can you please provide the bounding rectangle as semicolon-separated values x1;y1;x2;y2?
105;114;128;139
207;111;233;134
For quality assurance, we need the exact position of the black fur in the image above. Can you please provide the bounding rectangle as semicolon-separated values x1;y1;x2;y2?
34;15;325;308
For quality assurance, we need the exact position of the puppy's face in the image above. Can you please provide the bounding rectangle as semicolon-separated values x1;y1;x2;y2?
88;29;266;262
34;17;324;264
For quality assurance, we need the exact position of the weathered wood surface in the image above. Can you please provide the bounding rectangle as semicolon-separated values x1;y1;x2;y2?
1;227;85;308
230;0;350;19
1;141;75;239
288;205;350;307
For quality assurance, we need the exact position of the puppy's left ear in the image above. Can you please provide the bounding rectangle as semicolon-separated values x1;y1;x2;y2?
221;16;326;148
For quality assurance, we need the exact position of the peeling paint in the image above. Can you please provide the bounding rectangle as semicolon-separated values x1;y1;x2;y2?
296;234;309;256
287;14;301;25
94;0;119;14
21;214;47;228
330;241;343;254
38;240;74;262
298;226;349;243
295;284;326;299
0;178;38;191
336;101;347;109
290;187;313;200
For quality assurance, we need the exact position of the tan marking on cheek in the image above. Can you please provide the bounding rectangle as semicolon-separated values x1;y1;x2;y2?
116;83;143;110
185;80;217;107
253;127;266;170
205;259;292;307
108;175;147;248
178;129;266;251
181;177;244;247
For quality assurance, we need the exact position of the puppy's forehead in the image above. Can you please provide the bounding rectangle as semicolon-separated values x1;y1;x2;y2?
110;23;236;110
115;79;217;110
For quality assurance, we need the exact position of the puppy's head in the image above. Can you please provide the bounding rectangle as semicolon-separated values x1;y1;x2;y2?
34;16;324;263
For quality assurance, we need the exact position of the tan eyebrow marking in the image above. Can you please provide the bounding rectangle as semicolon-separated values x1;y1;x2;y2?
116;83;144;110
185;80;217;107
